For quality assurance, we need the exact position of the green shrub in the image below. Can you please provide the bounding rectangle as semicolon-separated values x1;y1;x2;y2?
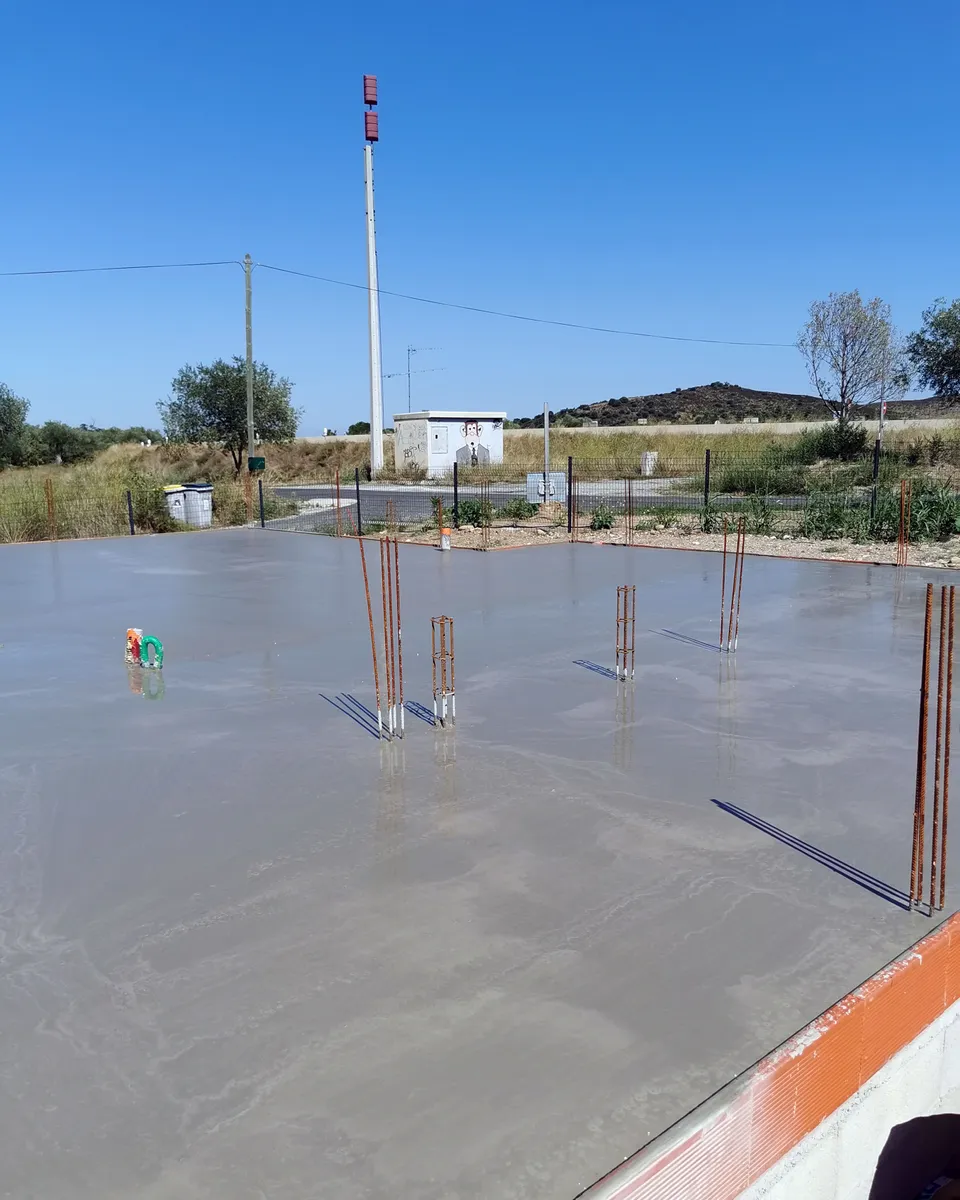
791;422;870;462
456;497;491;527
590;502;616;530
802;493;866;540
499;497;538;521
745;493;775;535
714;459;806;495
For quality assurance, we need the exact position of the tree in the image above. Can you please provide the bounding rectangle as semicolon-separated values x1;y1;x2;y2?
157;357;301;472
347;420;371;435
0;383;30;468
907;299;960;399
797;291;907;423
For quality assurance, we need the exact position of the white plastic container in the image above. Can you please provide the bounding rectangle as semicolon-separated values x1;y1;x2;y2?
183;483;213;528
163;485;186;522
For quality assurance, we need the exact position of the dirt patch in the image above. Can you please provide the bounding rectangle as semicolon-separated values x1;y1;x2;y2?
398;519;960;567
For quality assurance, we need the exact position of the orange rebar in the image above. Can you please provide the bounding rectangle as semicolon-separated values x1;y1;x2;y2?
931;586;948;910
733;517;747;652
357;534;384;738
726;518;742;653
448;616;456;723
720;517;728;649
393;538;404;735
439;617;448;723
386;534;397;734
379;537;392;731
936;588;950;907
431;618;438;723
912;583;934;904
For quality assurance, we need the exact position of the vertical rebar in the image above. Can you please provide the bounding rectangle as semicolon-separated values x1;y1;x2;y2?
941;586;954;911
439;617;448;724
431;619;438;725
628;585;636;678
379;537;393;735
386;535;397;736
912;583;934;904
394;537;404;736
358;535;384;739
720;517;728;650
449;617;456;723
931;586;948;909
726;519;742;653
733;517;746;652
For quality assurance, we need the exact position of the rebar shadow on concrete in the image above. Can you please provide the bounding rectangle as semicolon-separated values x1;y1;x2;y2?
656;629;723;655
573;659;619;680
320;693;381;740
711;800;911;911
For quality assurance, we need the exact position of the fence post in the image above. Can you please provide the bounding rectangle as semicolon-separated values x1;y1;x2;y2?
355;467;363;535
126;489;135;535
870;438;881;521
703;449;711;511
453;461;459;528
258;479;265;528
567;456;573;533
44;477;57;541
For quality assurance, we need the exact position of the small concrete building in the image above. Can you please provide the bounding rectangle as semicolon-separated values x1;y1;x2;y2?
393;411;506;477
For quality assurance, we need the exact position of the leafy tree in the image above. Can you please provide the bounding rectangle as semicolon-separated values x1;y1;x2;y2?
0;383;30;468
797;291;907;423
907;299;960;399
157;357;301;472
36;421;100;464
347;420;371;435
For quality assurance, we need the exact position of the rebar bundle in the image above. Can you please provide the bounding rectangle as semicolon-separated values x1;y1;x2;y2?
912;582;954;911
616;585;636;680
431;616;455;727
719;516;746;653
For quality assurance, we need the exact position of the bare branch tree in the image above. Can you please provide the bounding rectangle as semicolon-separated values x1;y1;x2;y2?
797;291;907;423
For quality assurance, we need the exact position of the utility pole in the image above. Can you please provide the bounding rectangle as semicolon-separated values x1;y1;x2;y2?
543;402;550;505
244;253;255;471
363;75;384;475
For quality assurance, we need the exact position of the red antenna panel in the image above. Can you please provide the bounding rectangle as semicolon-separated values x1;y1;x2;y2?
365;111;379;142
363;75;378;106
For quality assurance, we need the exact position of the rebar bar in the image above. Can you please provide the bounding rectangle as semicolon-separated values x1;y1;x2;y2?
941;586;954;911
386;535;397;737
733;517;746;653
912;583;934;904
725;518;744;653
394;537;404;736
431;615;455;727
720;517;728;650
357;535;384;739
379;537;393;736
931;586;948;910
616;585;636;680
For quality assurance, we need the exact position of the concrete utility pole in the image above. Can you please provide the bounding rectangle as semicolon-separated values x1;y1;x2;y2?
363;75;384;475
543;402;550;503
244;253;255;470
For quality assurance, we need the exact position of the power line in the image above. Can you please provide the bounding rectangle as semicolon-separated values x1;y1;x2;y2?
0;255;797;348
0;260;240;278
257;262;796;349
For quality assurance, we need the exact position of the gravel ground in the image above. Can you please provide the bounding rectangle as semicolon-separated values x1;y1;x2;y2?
401;520;960;567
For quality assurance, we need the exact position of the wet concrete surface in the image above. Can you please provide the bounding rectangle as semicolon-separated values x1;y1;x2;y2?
0;531;953;1199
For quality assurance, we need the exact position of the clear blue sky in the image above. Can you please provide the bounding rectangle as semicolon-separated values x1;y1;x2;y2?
2;0;957;434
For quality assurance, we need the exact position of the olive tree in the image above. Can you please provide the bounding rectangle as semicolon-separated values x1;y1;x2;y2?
907;299;960;400
158;357;301;473
797;291;907;424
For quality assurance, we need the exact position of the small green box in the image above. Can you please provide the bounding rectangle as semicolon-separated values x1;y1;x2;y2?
248;456;266;472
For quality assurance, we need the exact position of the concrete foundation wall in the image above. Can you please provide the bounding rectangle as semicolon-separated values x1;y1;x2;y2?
581;913;960;1200
741;1001;960;1200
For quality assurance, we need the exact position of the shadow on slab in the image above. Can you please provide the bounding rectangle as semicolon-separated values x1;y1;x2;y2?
656;629;722;654
711;800;911;911
404;700;436;726
320;693;381;739
573;659;618;680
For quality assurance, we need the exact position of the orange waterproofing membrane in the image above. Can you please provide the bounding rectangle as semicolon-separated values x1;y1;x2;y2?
581;911;960;1200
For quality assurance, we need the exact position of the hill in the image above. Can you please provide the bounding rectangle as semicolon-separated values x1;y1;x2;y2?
512;383;950;427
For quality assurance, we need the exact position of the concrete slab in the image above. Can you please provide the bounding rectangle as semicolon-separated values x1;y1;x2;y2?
0;532;954;1199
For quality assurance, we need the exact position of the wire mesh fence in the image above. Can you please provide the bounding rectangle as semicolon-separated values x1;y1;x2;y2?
3;441;959;546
